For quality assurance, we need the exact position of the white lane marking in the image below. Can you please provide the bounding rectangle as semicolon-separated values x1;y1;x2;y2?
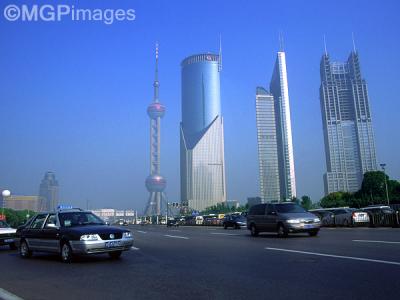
0;288;24;300
210;232;239;236
353;240;400;245
164;234;189;240
169;230;181;232
265;247;400;266
137;230;147;234
130;246;140;250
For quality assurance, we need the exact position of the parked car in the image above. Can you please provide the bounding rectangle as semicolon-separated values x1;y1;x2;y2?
362;205;398;227
247;203;321;237
309;209;335;227
16;208;134;263
223;214;247;229
0;220;17;250
326;208;369;227
167;219;179;227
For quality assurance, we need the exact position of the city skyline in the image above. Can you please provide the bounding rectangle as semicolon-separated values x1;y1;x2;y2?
1;0;399;210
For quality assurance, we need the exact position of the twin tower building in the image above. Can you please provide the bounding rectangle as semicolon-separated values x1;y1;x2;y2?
146;42;377;214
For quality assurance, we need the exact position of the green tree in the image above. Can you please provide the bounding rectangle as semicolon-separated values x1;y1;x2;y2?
300;195;312;210
360;171;387;202
320;192;353;208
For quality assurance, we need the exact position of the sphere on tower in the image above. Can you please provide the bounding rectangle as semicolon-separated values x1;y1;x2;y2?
147;102;166;119
145;175;166;192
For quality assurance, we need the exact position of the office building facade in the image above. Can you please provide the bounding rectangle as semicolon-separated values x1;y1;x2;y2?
320;50;377;194
4;195;40;211
256;51;296;203
180;53;226;211
255;87;281;202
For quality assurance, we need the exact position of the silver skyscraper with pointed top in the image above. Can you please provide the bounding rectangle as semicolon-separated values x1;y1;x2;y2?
256;50;297;203
144;44;167;216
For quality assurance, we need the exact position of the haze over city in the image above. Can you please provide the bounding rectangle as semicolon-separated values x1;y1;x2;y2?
1;0;399;210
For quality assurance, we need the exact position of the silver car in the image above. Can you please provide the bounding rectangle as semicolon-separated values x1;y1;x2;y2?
247;203;321;237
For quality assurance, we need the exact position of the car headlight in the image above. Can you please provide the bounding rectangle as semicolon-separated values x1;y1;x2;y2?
123;232;132;238
80;234;100;241
286;219;300;224
313;218;320;223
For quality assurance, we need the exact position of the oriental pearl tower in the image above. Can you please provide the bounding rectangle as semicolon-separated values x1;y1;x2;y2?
144;43;166;216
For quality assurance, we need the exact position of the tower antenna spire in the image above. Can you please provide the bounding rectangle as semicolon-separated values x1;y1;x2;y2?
279;31;285;52
154;42;159;103
218;34;222;72
323;35;328;56
352;32;357;53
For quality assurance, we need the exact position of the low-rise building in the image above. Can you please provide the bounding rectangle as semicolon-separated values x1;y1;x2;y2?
4;195;40;211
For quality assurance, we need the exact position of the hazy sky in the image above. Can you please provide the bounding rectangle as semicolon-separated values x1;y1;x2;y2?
1;0;399;210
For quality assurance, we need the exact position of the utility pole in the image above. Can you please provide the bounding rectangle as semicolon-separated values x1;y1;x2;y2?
380;163;390;206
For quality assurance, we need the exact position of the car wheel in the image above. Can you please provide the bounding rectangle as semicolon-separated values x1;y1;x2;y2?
19;240;32;258
308;230;319;237
109;251;122;260
343;219;349;227
250;224;259;237
223;224;227;229
277;224;288;238
9;242;17;250
61;242;73;263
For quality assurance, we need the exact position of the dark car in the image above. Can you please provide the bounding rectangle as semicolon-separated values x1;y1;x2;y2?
16;208;134;263
247;203;321;237
223;214;247;229
167;219;179;227
362;205;398;227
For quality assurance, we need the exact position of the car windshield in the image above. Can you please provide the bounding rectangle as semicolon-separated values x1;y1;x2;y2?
0;220;10;228
275;204;306;213
59;212;105;227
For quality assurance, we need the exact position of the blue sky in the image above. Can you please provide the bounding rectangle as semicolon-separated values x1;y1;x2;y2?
1;0;399;210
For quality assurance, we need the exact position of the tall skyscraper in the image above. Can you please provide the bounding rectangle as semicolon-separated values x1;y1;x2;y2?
256;51;296;202
320;49;377;194
38;171;59;211
180;53;226;211
144;44;167;216
255;87;281;202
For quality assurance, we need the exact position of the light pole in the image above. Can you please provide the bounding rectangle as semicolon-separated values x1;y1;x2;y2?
1;190;11;219
380;163;390;206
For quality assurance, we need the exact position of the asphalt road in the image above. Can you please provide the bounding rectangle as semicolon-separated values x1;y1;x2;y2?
1;226;400;300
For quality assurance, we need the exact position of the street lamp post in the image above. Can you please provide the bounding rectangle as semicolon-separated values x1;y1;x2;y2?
380;163;390;206
1;190;11;219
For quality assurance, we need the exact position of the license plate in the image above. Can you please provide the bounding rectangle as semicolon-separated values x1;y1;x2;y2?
105;241;122;248
4;239;14;243
304;224;314;229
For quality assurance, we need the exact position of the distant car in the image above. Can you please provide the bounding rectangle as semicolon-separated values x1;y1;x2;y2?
115;220;128;226
16;208;134;263
247;203;321;237
167;219;179;227
328;208;370;227
0;220;17;250
223;214;247;229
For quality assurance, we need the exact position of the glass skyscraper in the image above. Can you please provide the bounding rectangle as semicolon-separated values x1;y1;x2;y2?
180;53;226;211
255;87;280;202
256;51;296;202
320;50;377;194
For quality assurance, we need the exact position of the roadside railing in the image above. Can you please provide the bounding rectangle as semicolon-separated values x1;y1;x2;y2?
368;212;399;228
